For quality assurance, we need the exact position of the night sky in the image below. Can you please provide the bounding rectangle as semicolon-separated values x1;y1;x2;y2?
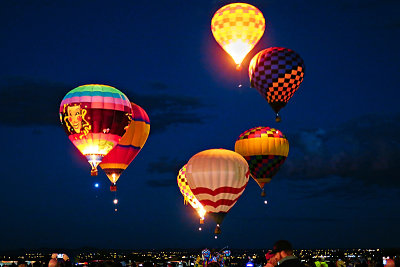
1;0;400;251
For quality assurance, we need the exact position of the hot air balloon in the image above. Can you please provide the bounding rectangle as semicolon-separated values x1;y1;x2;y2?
185;149;249;234
249;47;305;122
59;84;133;176
235;126;289;197
177;164;207;225
100;103;150;191
211;3;265;71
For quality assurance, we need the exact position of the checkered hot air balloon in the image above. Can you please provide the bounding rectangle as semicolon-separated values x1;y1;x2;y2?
59;84;133;176
185;149;249;235
249;47;305;122
100;103;150;191
235;127;289;197
177;164;206;224
211;3;265;70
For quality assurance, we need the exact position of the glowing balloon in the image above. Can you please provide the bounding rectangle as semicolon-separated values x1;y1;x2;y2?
249;47;305;122
235;127;289;196
211;3;265;70
59;84;133;176
186;149;249;234
100;103;150;191
177;164;206;224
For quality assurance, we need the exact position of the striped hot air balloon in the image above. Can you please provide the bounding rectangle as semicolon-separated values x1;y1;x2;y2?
235;127;289;197
211;3;265;70
177;164;206;224
59;84;133;176
185;149;249;234
100;103;150;191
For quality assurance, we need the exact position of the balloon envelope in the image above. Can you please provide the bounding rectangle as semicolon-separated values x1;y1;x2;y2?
235;126;289;191
211;3;265;69
249;47;305;120
100;102;150;185
59;84;133;175
185;149;249;230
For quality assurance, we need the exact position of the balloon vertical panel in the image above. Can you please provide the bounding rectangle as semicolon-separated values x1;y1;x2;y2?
100;103;150;184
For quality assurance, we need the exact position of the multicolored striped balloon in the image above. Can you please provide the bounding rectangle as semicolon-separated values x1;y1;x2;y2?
185;149;249;234
177;164;206;224
59;84;133;176
100;103;150;191
211;3;265;70
235;127;289;196
249;47;305;122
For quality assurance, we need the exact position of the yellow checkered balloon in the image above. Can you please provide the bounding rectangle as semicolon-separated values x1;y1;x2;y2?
177;164;206;224
211;3;265;70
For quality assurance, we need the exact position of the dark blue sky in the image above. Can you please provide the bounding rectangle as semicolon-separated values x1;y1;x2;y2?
1;0;399;250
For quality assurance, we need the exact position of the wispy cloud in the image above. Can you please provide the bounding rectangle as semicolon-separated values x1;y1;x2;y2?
0;76;70;126
145;157;187;188
145;179;176;188
0;78;208;133
282;113;400;188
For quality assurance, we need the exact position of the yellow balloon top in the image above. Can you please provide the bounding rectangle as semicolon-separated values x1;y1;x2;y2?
211;3;265;69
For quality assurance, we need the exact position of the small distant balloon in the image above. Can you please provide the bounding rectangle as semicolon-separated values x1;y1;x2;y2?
264;200;268;205
94;183;99;188
113;199;118;205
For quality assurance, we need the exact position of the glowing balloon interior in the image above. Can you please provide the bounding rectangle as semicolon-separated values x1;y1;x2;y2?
59;84;133;176
211;3;265;70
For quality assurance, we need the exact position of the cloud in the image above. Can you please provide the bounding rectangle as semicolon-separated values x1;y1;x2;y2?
0;76;70;126
147;156;187;175
145;156;187;188
129;85;209;134
282;113;400;188
287;175;400;202
0;78;208;132
145;179;177;188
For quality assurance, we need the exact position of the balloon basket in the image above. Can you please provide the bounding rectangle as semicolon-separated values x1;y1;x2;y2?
214;224;221;235
110;185;117;192
91;169;98;176
261;189;266;197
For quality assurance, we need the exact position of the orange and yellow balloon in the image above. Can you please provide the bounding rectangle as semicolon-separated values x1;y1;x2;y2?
100;103;150;191
177;164;206;224
211;3;265;70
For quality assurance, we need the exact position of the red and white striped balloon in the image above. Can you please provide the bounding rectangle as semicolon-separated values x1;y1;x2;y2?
185;149;249;233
